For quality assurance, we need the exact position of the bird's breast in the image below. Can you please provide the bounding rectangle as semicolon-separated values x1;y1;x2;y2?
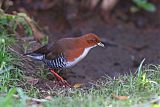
65;46;96;67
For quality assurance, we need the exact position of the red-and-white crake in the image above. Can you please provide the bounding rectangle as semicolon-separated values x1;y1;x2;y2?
25;33;104;87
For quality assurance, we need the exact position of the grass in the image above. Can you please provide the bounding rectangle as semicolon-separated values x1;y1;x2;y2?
132;0;156;12
1;65;160;107
42;64;160;107
0;11;41;100
1;11;160;107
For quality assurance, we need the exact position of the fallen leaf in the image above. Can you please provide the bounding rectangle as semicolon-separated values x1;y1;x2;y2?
45;96;52;100
112;94;129;100
73;83;83;88
152;104;160;107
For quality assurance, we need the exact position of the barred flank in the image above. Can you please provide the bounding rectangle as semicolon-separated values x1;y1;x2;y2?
43;56;67;68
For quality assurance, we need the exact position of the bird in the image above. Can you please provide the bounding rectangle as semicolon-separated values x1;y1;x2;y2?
24;33;104;87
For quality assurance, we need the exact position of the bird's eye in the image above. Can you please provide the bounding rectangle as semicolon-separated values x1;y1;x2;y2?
87;38;98;44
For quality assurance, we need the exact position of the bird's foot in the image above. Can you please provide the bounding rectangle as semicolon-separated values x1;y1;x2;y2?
57;79;71;88
49;69;71;87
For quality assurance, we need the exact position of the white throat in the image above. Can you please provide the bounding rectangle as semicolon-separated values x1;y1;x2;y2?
66;45;96;67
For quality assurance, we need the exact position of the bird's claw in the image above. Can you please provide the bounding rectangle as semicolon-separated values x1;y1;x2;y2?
49;69;71;87
58;80;71;87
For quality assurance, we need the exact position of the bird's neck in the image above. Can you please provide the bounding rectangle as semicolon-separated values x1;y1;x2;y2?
76;38;93;49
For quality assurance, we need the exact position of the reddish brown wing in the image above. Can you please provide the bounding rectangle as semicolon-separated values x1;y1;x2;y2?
25;37;83;61
46;38;80;60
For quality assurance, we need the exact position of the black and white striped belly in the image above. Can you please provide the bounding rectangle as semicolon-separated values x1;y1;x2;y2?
43;56;67;69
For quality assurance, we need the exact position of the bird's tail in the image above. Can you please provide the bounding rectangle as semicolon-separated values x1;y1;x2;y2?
24;53;44;61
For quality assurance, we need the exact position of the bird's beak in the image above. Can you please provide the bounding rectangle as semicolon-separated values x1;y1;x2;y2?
97;42;105;47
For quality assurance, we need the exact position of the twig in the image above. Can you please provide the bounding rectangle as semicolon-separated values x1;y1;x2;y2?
12;94;48;103
8;46;23;56
8;46;32;62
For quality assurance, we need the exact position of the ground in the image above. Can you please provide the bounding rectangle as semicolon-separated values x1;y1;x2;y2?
7;1;160;90
1;1;160;107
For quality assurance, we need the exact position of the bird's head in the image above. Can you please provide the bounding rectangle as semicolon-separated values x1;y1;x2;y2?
81;33;104;48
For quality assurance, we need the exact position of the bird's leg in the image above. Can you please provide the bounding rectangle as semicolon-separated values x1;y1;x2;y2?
49;69;71;87
50;69;64;81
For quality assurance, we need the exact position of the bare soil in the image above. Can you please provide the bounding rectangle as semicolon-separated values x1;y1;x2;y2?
7;1;160;90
